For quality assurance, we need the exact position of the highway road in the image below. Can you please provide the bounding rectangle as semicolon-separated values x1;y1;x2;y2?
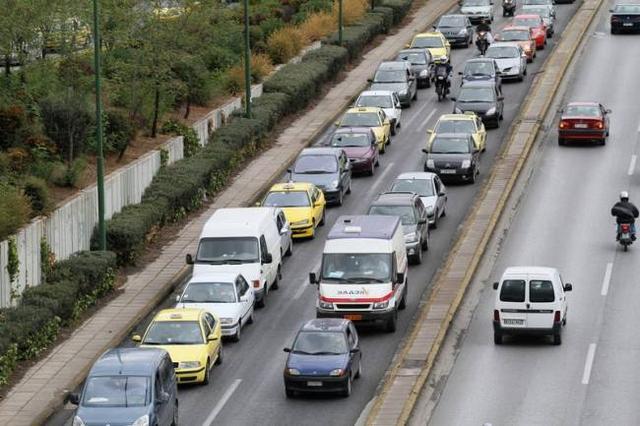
426;5;640;426
47;2;583;425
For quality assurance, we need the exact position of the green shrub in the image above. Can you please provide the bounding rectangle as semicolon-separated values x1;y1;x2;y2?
327;15;384;60
0;340;17;387
0;305;61;360
378;0;413;24
21;280;79;323
23;176;50;215
301;45;350;78
372;6;395;32
0;182;31;241
263;61;328;113
250;93;290;131
104;110;136;159
161;120;200;158
202;45;238;73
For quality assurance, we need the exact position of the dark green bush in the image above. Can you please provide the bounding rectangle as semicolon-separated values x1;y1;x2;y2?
0;305;61;360
327;14;385;60
104;110;136;159
378;0;413;24
263;61;328;113
0;182;32;241
161;120;200;158
372;6;395;32
23;176;50;215
250;93;290;131
301;45;350;79
21;279;79;322
0;339;17;387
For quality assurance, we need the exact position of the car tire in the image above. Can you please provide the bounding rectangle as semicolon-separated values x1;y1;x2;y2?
285;239;293;257
256;285;267;308
558;138;565;146
232;324;241;342
391;121;397;135
346;180;352;194
421;233;429;251
385;311;398;333
171;402;179;426
355;360;362;379
413;90;418;101
470;167;477;184
494;332;503;345
399;282;407;310
368;161;375;176
552;331;562;345
411;246;422;264
285;388;296;398
310;220;316;239
215;346;223;365
337;190;344;206
600;137;606;146
375;155;380;167
431;215;438;229
203;359;211;385
441;205;446;217
524;67;527;76
319;210;326;226
247;308;254;325
342;375;352;397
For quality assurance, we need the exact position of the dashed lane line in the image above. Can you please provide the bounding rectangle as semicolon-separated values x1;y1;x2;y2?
628;155;636;176
601;262;613;296
581;343;597;385
203;379;242;426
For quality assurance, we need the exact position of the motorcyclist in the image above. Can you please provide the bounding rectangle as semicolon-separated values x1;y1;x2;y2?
611;191;639;240
433;56;453;91
476;18;494;44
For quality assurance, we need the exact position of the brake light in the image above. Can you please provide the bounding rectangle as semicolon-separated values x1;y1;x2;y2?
559;120;569;129
554;311;561;322
252;280;261;288
622;224;630;232
594;121;604;129
612;16;620;22
494;310;500;321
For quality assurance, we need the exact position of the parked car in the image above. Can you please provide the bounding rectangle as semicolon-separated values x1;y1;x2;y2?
329;127;380;176
428;112;487;152
460;0;494;23
422;133;480;183
408;32;451;62
522;5;555;37
176;273;255;341
388;172;447;228
513;14;547;49
558;101;611;145
336;107;391;153
260;182;326;239
459;58;502;90
485;42;528;81
610;3;640;33
68;348;178;426
368;61;417;107
434;14;474;47
289;147;352;206
496;26;537;62
355;90;402;134
367;192;430;264
283;319;362;397
395;48;434;88
452;81;504;127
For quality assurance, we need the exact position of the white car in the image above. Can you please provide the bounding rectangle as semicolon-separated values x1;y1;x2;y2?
460;0;494;23
485;42;527;81
354;90;402;135
176;272;255;342
387;172;447;228
492;266;572;345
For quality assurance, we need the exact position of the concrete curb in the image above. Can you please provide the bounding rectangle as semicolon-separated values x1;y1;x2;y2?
365;0;606;423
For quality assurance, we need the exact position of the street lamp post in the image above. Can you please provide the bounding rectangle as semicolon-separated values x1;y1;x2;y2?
244;0;252;118
92;0;106;250
338;0;343;45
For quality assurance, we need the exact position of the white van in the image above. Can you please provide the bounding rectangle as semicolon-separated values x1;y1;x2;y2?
309;215;408;332
492;266;572;345
186;207;285;308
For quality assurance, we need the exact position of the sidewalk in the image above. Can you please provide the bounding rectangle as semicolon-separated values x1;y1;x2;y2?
0;1;457;424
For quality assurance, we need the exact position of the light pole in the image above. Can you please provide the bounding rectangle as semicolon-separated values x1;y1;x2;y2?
92;0;106;250
244;0;252;118
338;0;343;45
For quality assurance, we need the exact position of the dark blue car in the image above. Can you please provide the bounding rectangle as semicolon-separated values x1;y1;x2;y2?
283;318;362;397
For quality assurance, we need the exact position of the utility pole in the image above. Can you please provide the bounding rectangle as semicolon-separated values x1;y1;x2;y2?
244;0;252;118
339;0;344;45
92;0;106;250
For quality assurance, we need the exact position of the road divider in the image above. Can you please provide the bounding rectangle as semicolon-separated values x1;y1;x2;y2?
365;0;608;423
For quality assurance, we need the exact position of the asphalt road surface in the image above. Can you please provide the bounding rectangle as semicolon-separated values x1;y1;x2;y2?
427;5;640;426
47;1;584;425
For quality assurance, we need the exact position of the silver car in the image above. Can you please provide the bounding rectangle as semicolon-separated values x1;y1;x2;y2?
388;172;448;229
460;0;495;23
485;42;527;81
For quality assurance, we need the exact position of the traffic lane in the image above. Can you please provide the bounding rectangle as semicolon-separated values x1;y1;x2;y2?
429;9;640;425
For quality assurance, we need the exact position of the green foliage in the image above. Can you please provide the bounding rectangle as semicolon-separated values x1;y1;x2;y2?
378;0;413;24
104;110;136;159
0;105;29;150
23;176;50;215
328;13;385;60
6;237;19;285
51;157;86;188
40;237;55;284
0;305;61;360
0;342;17;387
161;119;200;158
0;183;31;241
372;6;395;32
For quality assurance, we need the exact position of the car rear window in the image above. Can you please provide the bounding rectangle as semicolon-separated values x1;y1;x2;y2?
529;280;555;302
499;280;525;302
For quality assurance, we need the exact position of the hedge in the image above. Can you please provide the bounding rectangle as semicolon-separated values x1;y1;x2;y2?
372;6;395;32
378;0;413;24
0;251;116;386
327;13;385;60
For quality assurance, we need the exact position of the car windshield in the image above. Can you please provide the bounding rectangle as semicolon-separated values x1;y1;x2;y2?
564;105;601;116
292;331;348;355
180;281;237;303
143;321;204;345
321;253;393;282
500;279;525;302
330;133;371;147
464;62;494;76
500;30;529;40
524;0;550;4
396;52;427;65
82;376;149;407
435;120;476;133
340;112;380;127
524;7;550;17
438;16;465;26
614;4;640;13
412;36;443;48
463;0;490;6
293;154;338;173
529;280;555;302
196;237;259;263
458;87;494;102
357;95;393;108
368;205;417;225
514;17;541;27
263;191;310;207
374;69;406;82
486;46;520;58
390;179;435;197
431;137;471;154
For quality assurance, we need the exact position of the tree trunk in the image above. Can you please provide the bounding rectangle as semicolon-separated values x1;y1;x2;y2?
4;56;10;76
151;83;160;138
184;97;191;119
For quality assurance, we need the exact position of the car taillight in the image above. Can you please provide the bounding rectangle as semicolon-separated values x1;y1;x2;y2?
594;121;604;129
612;16;620;22
554;311;561;322
622;224;630;232
494;310;500;321
252;280;260;288
559;120;569;129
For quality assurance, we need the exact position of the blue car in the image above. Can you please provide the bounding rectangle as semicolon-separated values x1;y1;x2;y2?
283;319;362;397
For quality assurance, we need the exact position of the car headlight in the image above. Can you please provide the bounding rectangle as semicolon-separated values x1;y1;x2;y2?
373;300;389;309
461;159;471;169
404;232;419;243
399;90;408;95
425;205;435;216
319;300;334;309
426;159;435;169
292;219;310;226
329;368;346;376
486;107;496;116
220;317;234;324
458;28;467;35
132;415;150;426
454;107;463;114
72;416;85;426
178;361;201;369
287;368;301;376
420;69;428;77
330;179;339;189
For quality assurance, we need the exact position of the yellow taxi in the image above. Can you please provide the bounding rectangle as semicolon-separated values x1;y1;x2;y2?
132;308;222;385
260;182;326;238
336;107;391;153
427;112;487;152
408;32;451;61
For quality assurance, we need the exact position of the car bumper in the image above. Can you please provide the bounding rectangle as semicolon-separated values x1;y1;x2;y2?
426;166;476;181
443;35;469;45
559;129;606;141
405;240;420;257
291;224;314;238
534;35;545;48
611;22;640;32
317;308;396;324
284;375;349;393
466;15;491;24
398;93;411;106
322;188;342;204
349;158;375;173
175;366;207;384
493;320;561;336
221;322;240;336
500;68;523;79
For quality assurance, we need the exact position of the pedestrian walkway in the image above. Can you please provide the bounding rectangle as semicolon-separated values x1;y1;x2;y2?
0;1;456;424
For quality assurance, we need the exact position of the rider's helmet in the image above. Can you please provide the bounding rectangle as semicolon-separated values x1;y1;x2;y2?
620;191;630;201
435;55;449;65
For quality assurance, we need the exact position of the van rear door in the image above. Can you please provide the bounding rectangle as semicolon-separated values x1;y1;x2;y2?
526;278;556;329
498;279;527;328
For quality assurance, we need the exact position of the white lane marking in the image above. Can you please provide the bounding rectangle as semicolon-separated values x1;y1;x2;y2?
416;109;437;133
370;161;396;193
581;344;597;385
405;107;436;130
628;155;637;176
293;260;320;300
203;379;242;425
637;122;640;132
601;262;613;296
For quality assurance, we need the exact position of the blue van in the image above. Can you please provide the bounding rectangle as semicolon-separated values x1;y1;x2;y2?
69;348;178;426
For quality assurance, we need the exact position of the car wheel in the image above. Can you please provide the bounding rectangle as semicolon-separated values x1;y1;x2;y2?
319;210;326;226
368;161;375;176
421;233;429;251
411;246;422;264
233;324;241;342
285;388;296;398
494;332;503;345
470;168;477;184
355;360;362;379
391;121;397;135
552;330;562;345
272;266;281;290
524;67;527;76
375;155;380;167
385;310;398;333
431;215;438;229
342;375;352;397
399;282;407;310
171;402;179;426
600;137;606;146
413;90;418;101
285;239;293;256
337;190;344;206
256;285;267;308
380;144;386;154
346;179;352;194
247;308;254;324
203;359;211;385
441;205;446;217
215;346;223;365
517;73;524;82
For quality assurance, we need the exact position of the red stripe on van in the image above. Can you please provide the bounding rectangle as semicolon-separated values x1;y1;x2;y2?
320;291;394;303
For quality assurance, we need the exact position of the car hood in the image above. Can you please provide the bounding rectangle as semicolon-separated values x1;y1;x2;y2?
280;207;314;224
291;172;338;189
369;82;408;93
343;146;374;159
402;224;418;235
178;301;242;321
287;353;349;375
193;263;260;282
420;195;437;211
410;64;430;73
142;344;208;363
493;57;521;70
437;25;465;33
463;74;494;82
455;101;494;113
426;47;448;58
76;406;150;425
428;152;472;162
461;6;492;13
382;107;399;120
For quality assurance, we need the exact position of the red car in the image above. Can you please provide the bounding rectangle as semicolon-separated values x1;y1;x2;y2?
558;102;611;146
513;14;547;49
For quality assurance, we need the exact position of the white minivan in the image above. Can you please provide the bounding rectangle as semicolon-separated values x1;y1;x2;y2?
186;207;284;308
493;266;572;345
310;215;408;332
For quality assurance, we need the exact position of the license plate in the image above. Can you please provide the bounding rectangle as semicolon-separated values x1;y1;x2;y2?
574;123;587;128
307;381;323;387
344;314;362;321
440;169;456;174
624;22;634;26
503;319;525;325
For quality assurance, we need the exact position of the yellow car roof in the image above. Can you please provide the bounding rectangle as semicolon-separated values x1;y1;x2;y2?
269;182;314;192
153;308;203;322
438;113;478;122
414;32;443;38
345;107;381;114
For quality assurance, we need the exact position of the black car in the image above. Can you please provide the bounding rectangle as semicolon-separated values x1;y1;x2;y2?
459;58;502;90
395;49;434;88
369;61;417;107
435;15;474;47
422;133;480;183
452;81;504;128
289;147;352;206
610;3;640;33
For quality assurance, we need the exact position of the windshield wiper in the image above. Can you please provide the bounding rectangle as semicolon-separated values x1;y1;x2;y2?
308;351;344;355
346;277;386;283
321;276;349;282
292;350;313;355
301;170;330;174
458;99;489;103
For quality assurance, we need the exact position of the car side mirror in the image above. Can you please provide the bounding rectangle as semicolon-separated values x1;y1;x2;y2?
450;97;456;101
309;272;318;284
457;71;463;75
409;75;416;81
255;201;261;207
280;225;290;235
473;148;480;153
350;348;360;354
186;254;194;265
175;294;181;302
367;78;373;83
263;253;273;264
498;96;504;101
492;282;499;290
207;333;218;341
438;191;446;197
396;272;405;284
421;148;429;154
132;334;142;343
395;103;401;108
283;347;292;353
606;109;612;114
522;53;527;58
405;43;411;48
157;391;170;404
68;392;80;405
609;8;614;12
334;121;340;127
426;129;433;134
564;283;573;292
371;139;377;146
418;218;427;225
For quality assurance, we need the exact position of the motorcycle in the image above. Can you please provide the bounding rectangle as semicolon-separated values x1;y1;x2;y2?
502;0;516;17
618;223;634;251
435;74;448;101
476;31;490;55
